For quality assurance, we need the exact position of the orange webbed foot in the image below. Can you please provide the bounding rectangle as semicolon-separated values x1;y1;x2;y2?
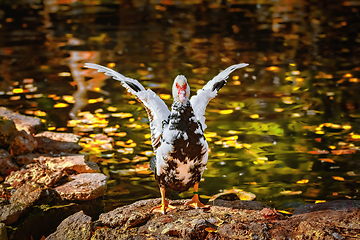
185;195;210;210
151;200;176;214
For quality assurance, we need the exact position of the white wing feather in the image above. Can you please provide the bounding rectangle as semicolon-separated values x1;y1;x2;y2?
190;63;248;130
84;63;170;150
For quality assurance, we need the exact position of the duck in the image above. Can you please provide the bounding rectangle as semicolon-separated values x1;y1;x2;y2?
84;62;248;214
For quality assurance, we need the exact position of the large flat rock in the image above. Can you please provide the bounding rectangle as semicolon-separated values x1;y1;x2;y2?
55;173;107;201
39;154;100;174
0;107;43;135
47;199;360;240
35;131;82;153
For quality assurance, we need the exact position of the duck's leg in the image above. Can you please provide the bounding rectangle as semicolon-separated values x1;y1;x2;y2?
150;186;176;214
185;182;210;209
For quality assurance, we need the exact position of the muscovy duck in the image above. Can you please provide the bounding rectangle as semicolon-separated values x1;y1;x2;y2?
85;62;248;214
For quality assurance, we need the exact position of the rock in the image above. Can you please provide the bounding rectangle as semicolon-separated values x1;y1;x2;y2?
0;222;7;240
15;153;39;166
0;150;18;176
0;107;43;135
0;183;44;225
40;154;99;174
36;131;81;143
9;182;42;206
293;200;360;215
89;199;360;239
9;130;37;156
98;199;152;228
0;202;27;225
55;173;107;201
4;163;64;188
211;199;269;210
0;118;17;147
45;211;91;240
35;131;82;153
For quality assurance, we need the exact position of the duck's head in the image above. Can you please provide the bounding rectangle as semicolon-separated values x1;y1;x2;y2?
172;75;190;104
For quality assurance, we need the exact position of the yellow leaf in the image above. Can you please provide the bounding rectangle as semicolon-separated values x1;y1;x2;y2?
54;103;68;108
208;189;256;202
342;125;351;130
204;132;217;138
296;179;309;184
107;106;117;112
219;109;233;115
107;62;116;68
111;112;133;118
351;134;360;139
159;94;171;100
12;88;24;93
222;135;238;141
58;72;71;77
250;114;259;119
277;210;293;215
63;95;74;103
280;190;302;195
266;66;280;72
332;176;345;181
315;200;326;204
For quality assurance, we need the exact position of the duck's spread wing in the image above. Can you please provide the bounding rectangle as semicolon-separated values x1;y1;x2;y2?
190;63;248;130
85;63;170;151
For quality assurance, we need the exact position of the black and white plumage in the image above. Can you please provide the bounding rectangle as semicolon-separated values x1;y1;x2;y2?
84;62;248;213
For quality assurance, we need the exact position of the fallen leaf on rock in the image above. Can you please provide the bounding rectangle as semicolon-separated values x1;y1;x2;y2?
205;227;217;233
277;210;293;215
209;188;256;202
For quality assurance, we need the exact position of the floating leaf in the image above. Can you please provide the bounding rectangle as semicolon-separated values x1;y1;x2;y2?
280;190;302;195
331;149;356;155
332;176;345;181
319;158;335;163
219;109;233;115
111;112;133;118
58;72;71;77
266;66;280;72
54;103;68;108
250;114;259;119
12;88;24;93
296;179;309;184
159;94;171;100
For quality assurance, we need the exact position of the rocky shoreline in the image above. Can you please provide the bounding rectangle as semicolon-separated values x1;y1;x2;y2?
1;107;360;240
0;107;107;239
46;198;360;240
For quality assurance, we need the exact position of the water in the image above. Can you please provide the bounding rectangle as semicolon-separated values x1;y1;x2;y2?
1;0;360;216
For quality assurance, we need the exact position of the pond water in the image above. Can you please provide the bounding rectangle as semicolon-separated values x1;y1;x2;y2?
1;0;360;216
